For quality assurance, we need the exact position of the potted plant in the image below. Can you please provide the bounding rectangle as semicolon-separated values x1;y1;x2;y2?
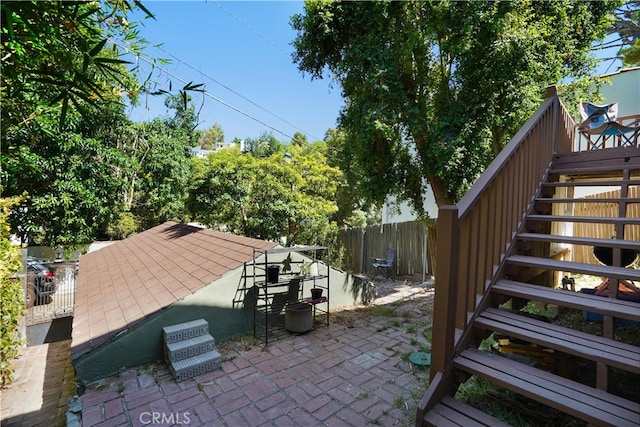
299;262;312;277
310;287;323;300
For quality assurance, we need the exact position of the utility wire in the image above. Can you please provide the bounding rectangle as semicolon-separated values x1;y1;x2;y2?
112;38;298;141
154;44;322;142
213;1;287;55
209;1;325;141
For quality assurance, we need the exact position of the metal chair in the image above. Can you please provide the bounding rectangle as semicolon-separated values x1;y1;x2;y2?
577;101;639;149
372;249;396;279
579;121;639;149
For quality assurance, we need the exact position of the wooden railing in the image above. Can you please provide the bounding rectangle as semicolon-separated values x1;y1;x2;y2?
424;88;575;408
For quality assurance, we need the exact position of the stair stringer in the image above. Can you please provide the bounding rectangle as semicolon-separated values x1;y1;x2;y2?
417;161;557;421
419;151;640;426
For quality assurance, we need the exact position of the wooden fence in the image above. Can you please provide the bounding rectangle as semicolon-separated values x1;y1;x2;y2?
571;185;640;264
337;220;437;279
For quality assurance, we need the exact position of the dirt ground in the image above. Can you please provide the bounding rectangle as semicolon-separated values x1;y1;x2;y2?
219;274;436;356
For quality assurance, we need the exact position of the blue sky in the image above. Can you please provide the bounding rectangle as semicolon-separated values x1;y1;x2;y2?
124;1;343;143
123;1;624;144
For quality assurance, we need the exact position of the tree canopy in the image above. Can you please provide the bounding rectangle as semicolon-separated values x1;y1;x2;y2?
292;0;619;211
186;143;342;247
199;123;225;150
1;0;153;130
242;132;285;157
603;1;640;66
1;1;203;246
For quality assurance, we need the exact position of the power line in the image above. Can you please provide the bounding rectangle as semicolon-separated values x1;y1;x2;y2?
154;44;322;141
112;39;300;141
213;1;287;55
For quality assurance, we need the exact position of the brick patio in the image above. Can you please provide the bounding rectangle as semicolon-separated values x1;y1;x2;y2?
81;286;434;426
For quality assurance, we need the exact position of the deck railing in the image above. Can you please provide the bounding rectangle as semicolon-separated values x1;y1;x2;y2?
427;87;575;388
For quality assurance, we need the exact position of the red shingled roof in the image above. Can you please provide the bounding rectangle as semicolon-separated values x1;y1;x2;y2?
72;221;276;359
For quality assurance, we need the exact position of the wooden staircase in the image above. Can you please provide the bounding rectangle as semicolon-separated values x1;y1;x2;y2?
417;89;640;426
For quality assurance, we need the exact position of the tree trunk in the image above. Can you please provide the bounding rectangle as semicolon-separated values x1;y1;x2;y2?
428;175;453;208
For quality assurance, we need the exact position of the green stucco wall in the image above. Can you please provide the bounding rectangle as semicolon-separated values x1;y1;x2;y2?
600;68;640;117
73;253;366;384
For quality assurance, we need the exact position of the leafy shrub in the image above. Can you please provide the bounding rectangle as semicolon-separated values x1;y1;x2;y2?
0;195;26;386
106;212;139;240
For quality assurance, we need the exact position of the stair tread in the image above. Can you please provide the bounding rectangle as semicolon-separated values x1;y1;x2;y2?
423;395;509;427
165;334;216;363
169;349;222;382
162;319;208;334
492;279;640;321
506;255;640;281
454;348;640;427
477;308;640;373
162;319;210;344
171;350;221;369
535;197;640;203
517;234;640;250
549;166;640;175
166;334;214;351
543;179;640;187
526;214;640;225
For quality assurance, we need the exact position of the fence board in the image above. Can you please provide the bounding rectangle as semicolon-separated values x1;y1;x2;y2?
337;220;436;278
571;186;639;264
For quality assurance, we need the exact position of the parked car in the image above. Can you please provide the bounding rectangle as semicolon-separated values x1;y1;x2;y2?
26;262;56;308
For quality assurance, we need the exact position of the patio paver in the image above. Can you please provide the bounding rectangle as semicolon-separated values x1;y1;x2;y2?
80;285;434;426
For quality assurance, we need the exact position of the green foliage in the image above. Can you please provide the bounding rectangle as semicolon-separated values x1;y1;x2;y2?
199;123;225;150
242;132;285;157
606;1;639;66
1;1;204;246
1;0;153;130
620;39;640;66
186;143;341;248
3;85;198;244
0;195;26;386
292;0;618;208
162;92;202;146
3;105;127;245
0;1;179;245
117;117;194;231
325;127;384;226
106;211;139;240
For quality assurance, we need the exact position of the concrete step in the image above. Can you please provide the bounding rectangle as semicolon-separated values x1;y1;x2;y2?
162;319;209;345
169;350;222;382
165;334;215;363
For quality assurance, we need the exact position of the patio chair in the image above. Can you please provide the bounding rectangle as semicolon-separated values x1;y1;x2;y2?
577;101;639;149
579;120;639;149
372;249;396;279
579;102;618;128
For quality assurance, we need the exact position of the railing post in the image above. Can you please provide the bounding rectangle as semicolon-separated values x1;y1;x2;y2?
430;206;459;381
546;85;559;154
